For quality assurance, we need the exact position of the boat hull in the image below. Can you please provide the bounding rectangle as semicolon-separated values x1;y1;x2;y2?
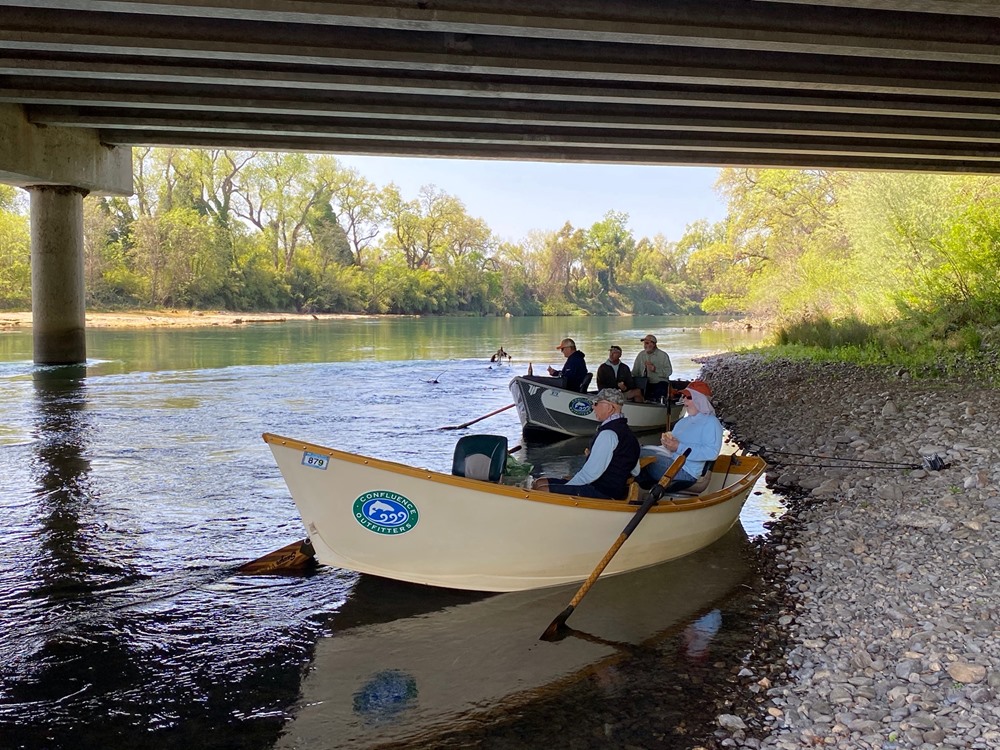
263;432;766;592
509;375;682;437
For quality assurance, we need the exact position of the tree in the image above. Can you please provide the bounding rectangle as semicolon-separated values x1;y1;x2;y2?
233;152;331;272
583;210;635;291
0;186;29;308
330;167;381;266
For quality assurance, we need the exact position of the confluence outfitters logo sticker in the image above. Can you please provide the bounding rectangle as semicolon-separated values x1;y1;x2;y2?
568;396;594;416
354;491;419;535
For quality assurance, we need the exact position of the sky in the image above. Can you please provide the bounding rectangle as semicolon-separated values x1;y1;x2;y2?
336;156;726;244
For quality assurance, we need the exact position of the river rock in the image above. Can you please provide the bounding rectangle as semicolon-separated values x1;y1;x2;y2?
695;354;1000;750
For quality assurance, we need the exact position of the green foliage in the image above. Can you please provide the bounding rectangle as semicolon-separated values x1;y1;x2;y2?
775;315;876;349
0;148;720;317
0;206;30;308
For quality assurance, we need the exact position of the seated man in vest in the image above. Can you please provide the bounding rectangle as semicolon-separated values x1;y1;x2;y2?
596;344;644;402
533;388;641;500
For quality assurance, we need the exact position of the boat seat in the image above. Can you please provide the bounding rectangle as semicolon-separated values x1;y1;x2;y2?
626;479;641;503
452;434;508;483
670;459;717;497
578;372;593;393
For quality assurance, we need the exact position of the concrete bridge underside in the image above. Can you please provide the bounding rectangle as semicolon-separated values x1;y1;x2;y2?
3;0;1000;362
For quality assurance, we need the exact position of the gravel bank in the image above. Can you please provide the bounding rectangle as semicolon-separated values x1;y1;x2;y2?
697;353;1000;750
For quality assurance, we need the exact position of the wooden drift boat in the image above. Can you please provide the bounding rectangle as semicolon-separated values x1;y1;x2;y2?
263;432;767;592
509;375;683;437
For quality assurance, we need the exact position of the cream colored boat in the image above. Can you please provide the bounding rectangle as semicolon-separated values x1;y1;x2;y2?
263;432;767;592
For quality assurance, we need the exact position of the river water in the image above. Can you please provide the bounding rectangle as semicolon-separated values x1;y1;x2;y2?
0;315;781;749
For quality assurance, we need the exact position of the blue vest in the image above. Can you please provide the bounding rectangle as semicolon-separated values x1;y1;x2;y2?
590;417;640;499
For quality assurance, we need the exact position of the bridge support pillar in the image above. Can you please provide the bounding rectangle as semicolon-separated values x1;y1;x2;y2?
29;185;89;365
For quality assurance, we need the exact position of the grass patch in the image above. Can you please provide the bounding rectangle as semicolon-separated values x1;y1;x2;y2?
757;312;1000;385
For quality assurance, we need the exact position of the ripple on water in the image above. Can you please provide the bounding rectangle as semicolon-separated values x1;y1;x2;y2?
0;333;785;749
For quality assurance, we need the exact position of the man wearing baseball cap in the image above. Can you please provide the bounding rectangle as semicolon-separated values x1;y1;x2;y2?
632;334;673;402
638;380;723;493
596;345;644;402
533;388;641;500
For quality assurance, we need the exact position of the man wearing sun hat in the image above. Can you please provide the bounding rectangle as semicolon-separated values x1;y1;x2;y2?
638;380;723;493
525;337;589;392
533;388;641;500
632;333;673;402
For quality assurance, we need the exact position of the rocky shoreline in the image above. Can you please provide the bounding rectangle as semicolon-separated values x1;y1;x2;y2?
696;353;1000;750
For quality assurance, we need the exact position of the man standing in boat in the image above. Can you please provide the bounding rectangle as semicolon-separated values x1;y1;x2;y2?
533;388;640;500
632;333;673;402
525;337;589;392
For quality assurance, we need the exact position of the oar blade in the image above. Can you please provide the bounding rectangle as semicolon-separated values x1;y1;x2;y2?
237;538;316;575
540;605;575;641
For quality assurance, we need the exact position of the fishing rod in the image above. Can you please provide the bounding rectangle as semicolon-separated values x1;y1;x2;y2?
745;444;948;472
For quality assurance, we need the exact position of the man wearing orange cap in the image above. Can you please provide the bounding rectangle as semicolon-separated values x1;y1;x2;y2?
638;380;723;493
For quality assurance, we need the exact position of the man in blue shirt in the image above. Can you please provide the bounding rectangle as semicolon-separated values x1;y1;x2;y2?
525;337;589;392
533;388;641;499
638;381;723;493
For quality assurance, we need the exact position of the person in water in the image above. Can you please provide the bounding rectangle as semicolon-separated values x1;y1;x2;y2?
533;388;640;500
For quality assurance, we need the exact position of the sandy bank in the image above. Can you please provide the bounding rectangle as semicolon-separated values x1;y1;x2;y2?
0;310;375;329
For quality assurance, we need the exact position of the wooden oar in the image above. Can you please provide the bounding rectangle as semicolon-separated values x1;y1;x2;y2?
439;403;514;430
540;448;691;641
237;538;316;575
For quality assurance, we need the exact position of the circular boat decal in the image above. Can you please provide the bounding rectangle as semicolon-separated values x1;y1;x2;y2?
568;396;594;416
353;491;419;535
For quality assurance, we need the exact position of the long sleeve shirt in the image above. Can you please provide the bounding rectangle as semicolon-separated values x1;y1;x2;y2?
631;348;673;384
552;350;588;392
643;412;724;478
566;415;641;485
596;360;636;391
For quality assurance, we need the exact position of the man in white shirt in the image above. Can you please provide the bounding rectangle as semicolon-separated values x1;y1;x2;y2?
533;388;641;500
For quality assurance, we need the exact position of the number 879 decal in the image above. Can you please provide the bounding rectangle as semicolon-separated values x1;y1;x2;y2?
301;451;329;470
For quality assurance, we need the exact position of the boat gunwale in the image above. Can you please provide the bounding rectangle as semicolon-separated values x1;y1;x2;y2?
262;432;766;515
508;375;679;412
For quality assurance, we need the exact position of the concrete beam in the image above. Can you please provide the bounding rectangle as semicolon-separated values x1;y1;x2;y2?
0;103;132;194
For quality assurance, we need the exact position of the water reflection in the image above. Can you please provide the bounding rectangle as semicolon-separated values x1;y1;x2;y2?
0;319;780;749
278;525;752;749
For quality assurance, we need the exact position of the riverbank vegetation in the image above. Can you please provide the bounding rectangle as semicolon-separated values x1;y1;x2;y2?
3;152;1000;375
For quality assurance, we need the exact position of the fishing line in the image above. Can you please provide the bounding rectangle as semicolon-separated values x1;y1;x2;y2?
746;445;947;471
